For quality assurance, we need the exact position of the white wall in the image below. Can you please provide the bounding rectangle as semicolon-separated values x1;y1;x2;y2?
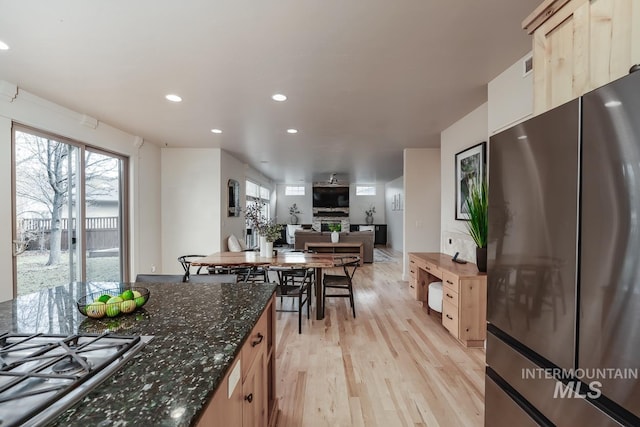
0;83;162;301
403;149;440;278
349;183;386;225
275;183;313;224
488;52;534;135
440;103;488;263
275;182;387;226
160;148;221;273
134;141;162;275
384;176;403;252
0;116;12;302
220;150;247;249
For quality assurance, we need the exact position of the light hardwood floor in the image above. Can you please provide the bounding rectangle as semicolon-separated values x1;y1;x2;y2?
274;248;486;427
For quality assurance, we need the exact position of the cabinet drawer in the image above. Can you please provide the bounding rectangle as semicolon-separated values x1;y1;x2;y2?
442;286;458;308
422;262;440;278
442;300;459;338
409;277;417;293
442;271;459;293
242;308;268;380
409;265;418;279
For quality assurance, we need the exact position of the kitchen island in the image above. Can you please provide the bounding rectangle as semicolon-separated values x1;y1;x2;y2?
0;281;277;426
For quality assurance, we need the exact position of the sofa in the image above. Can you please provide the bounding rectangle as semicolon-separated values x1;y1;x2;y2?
293;230;374;263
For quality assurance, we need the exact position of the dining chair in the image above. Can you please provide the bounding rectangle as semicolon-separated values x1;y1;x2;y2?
211;266;268;283
322;256;360;318
177;254;206;281
272;267;313;333
187;274;238;284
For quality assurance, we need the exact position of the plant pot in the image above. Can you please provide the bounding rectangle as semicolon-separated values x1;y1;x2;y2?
365;215;374;225
264;241;274;258
290;214;298;225
476;246;487;273
331;231;339;243
259;236;268;257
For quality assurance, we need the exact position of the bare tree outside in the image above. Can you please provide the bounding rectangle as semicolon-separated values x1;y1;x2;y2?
15;134;74;266
14;129;124;295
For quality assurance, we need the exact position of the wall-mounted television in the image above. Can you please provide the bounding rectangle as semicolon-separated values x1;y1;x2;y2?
313;186;349;208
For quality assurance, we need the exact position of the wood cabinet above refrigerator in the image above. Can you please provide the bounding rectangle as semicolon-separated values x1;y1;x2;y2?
523;0;640;115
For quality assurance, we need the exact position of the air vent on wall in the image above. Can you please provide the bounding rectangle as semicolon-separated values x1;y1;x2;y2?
523;55;533;77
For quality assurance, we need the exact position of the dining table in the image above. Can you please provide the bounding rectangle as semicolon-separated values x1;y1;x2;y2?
191;251;337;320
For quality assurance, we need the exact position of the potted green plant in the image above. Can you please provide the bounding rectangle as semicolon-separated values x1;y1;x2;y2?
328;223;341;243
289;203;300;225
465;178;488;272
262;221;283;258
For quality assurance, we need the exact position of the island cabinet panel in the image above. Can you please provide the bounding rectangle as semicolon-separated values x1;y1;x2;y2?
197;358;243;426
524;0;640;115
197;296;276;427
243;350;267;427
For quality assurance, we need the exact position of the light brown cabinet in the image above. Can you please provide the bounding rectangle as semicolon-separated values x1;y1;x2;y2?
197;296;277;427
408;253;487;348
524;0;640;114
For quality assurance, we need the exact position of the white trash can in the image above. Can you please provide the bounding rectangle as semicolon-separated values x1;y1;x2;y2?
428;281;443;313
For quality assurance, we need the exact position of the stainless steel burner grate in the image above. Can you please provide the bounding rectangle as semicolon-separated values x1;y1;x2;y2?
0;332;153;427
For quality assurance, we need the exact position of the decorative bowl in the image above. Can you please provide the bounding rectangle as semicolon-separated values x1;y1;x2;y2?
77;287;150;319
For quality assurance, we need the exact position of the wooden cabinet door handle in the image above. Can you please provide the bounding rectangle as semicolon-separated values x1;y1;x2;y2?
245;393;253;403
446;280;453;285
446;314;453;320
446;293;453;299
251;333;264;347
425;266;431;271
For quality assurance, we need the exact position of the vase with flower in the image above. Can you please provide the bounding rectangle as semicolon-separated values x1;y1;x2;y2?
365;205;376;225
289;203;300;225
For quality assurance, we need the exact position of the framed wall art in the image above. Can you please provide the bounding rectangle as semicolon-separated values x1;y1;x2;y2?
455;142;486;220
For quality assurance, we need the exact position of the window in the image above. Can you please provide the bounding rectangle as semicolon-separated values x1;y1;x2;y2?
285;186;305;196
356;185;376;196
12;125;129;296
245;180;271;248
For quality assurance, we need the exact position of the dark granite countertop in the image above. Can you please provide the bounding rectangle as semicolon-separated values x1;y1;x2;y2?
0;281;276;426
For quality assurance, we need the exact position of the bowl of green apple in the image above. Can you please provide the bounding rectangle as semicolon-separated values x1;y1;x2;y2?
77;287;150;319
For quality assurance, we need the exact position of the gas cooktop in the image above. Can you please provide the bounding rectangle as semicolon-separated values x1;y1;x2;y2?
0;332;153;427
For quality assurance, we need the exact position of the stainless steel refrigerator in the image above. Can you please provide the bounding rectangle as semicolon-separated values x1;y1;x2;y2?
486;70;640;427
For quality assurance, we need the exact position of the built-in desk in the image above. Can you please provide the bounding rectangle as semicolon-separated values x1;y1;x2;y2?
409;252;487;348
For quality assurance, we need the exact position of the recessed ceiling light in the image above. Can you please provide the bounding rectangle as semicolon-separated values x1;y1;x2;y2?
517;135;527;140
165;94;182;102
0;41;9;50
211;129;222;134
605;100;622;108
272;94;287;102
287;129;298;134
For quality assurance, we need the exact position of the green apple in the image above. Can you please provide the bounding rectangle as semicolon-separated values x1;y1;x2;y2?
106;296;123;317
132;290;145;307
85;302;106;318
120;299;136;313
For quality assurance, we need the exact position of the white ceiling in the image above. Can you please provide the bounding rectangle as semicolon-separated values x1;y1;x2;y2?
0;1;538;184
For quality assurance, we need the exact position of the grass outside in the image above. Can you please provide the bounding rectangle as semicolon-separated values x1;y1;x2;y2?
17;251;121;296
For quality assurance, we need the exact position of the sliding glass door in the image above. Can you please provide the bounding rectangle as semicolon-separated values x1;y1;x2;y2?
12;125;128;296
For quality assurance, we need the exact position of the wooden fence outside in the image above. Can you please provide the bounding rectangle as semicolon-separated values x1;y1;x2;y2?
19;217;119;251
